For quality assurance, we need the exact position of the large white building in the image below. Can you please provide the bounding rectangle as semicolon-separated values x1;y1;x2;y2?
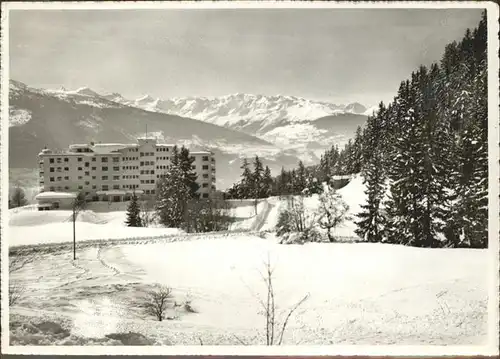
37;138;216;207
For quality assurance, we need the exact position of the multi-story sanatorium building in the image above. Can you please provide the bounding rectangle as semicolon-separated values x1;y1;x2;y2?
36;138;216;208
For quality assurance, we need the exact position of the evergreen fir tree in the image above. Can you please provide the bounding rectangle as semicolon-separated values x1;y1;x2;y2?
355;114;387;243
171;145;180;167
178;146;200;199
125;192;143;227
296;161;307;193
352;126;363;173
240;158;253;198
252;155;265;198
155;166;190;227
263;166;273;198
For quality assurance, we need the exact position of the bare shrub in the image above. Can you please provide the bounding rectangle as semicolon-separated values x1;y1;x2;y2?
253;256;309;345
183;198;232;233
137;286;173;321
183;297;197;313
9;253;36;306
139;199;157;227
276;196;320;244
9;253;36;273
9;282;26;306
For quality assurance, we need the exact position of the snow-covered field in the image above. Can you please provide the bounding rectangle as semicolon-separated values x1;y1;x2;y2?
9;236;489;346
7;176;490;346
8;208;182;247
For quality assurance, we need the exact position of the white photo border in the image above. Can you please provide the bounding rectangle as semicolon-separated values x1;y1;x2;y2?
1;1;498;356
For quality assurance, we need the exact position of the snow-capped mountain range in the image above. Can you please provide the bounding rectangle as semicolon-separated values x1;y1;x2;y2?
41;85;372;153
9;80;371;188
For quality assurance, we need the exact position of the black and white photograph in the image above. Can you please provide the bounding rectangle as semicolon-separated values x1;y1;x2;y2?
1;1;499;355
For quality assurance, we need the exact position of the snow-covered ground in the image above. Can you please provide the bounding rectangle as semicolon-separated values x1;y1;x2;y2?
7;174;365;248
8;209;182;247
9;236;488;345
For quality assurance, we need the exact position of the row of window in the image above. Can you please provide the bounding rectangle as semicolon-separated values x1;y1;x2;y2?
140;152;155;157
50;175;121;182
49;174;215;182
49;166;122;173
48;186;213;197
48;162;213;172
45;153;213;164
47;156;121;164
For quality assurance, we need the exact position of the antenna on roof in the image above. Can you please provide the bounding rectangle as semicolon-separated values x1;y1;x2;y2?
146;124;148;139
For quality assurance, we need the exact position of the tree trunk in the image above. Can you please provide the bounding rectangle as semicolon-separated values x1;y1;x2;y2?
327;227;334;242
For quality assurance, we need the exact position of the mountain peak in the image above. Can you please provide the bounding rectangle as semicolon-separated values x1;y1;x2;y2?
136;94;155;103
74;87;100;97
344;102;367;114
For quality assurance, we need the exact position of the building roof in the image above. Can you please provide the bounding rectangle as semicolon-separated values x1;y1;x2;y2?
96;190;127;195
35;192;78;200
91;143;133;154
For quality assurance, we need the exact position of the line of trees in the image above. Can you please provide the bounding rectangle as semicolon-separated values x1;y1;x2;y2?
355;12;488;249
226;156;273;199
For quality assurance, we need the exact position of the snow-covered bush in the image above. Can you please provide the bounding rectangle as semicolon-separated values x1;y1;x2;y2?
275;196;320;244
318;186;350;242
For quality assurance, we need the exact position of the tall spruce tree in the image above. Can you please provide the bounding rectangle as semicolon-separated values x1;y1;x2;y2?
125;192;143;227
263;166;273;198
355;107;387;243
240;158;253;198
178;146;200;199
155;166;190;227
252;156;265;198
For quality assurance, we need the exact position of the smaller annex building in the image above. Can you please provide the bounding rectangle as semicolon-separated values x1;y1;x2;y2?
34;191;77;211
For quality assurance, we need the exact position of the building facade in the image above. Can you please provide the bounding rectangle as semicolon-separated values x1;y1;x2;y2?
37;138;216;204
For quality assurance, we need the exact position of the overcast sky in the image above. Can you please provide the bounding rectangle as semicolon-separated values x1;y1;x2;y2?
9;8;483;106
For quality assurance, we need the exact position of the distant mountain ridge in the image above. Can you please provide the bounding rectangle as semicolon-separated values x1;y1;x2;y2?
41;85;371;158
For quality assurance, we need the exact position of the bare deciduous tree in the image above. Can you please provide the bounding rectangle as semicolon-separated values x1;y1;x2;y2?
138;286;173;321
